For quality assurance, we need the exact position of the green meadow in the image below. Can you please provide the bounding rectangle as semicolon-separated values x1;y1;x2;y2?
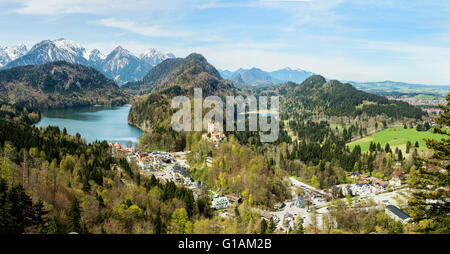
347;126;447;152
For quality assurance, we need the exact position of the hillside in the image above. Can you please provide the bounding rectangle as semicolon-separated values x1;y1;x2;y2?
127;53;235;131
0;61;129;109
270;75;426;120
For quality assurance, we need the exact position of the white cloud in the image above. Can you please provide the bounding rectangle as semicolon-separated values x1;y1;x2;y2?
94;18;191;39
93;18;224;42
10;0;200;15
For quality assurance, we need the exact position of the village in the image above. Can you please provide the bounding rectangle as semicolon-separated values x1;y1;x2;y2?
107;123;427;234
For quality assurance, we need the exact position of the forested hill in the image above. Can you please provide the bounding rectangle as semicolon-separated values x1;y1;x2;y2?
127;53;236;130
271;75;426;120
0;61;129;109
123;53;234;96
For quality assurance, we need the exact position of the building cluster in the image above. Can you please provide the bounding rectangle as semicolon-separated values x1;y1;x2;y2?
202;122;227;144
342;172;407;197
109;142;133;153
391;97;446;107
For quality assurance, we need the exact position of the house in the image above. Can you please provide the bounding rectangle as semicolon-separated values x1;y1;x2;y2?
127;155;137;163
212;196;229;210
422;164;446;173
114;142;122;150
357;180;370;186
392;170;406;179
371;178;389;189
283;213;295;227
226;195;242;204
260;210;273;221
389;177;402;187
350;172;361;178
385;205;411;223
170;164;193;183
211;131;227;143
274;202;286;210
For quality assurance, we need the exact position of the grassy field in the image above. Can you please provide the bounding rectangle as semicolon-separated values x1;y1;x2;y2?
347;126;447;152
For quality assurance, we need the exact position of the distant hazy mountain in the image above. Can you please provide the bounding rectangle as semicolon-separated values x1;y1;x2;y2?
219;67;314;88
2;39;175;84
269;67;314;83
0;44;28;68
217;69;233;79
345;80;450;97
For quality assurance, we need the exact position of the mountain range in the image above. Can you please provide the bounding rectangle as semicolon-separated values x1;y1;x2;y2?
0;39;175;84
218;67;315;88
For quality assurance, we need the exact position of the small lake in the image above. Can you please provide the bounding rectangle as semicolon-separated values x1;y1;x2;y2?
35;105;143;147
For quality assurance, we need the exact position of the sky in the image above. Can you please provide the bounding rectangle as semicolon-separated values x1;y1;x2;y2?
0;0;449;85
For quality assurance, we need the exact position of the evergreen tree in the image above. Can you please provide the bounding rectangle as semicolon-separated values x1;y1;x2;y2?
33;199;48;233
153;208;163;234
385;143;391;153
268;218;276;234
408;94;450;233
68;196;82;233
294;222;304;234
397;150;403;161
260;219;268;234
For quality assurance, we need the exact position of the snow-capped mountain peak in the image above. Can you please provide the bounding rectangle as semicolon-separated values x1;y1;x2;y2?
0;44;28;68
109;46;134;57
140;48;175;66
88;49;106;61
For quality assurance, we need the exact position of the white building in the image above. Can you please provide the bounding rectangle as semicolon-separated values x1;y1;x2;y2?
212;196;230;210
389;177;402;187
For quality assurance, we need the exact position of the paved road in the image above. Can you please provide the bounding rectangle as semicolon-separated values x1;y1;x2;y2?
289;177;328;197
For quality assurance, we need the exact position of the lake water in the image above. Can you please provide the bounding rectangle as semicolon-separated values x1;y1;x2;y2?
35;105;143;147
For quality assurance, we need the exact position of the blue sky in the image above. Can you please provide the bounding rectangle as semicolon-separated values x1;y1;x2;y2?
0;0;449;85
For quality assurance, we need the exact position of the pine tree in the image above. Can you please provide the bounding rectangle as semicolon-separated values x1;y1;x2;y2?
260;219;268;234
33;199;48;233
385;143;391;153
397;150;403;161
408;94;450;233
268;218;276;234
68;196;82;233
294;222;304;234
153;208;163;234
